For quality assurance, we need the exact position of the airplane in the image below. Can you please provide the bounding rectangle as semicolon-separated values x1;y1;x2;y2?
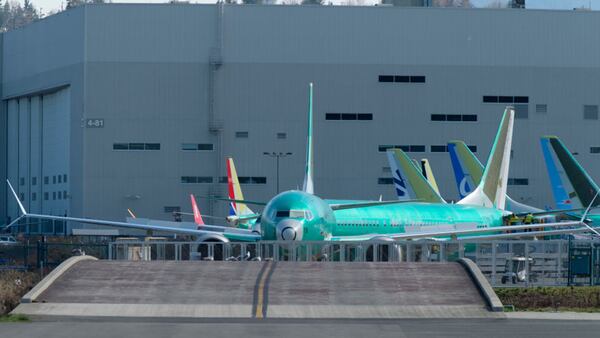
447;140;544;214
540;136;600;221
7;84;595;243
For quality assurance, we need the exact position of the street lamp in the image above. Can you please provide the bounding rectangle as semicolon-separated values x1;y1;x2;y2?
263;152;293;194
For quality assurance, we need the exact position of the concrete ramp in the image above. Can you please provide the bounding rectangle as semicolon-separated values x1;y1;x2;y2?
13;258;502;319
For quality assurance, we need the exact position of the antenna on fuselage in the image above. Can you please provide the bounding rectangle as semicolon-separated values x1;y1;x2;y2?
302;83;314;195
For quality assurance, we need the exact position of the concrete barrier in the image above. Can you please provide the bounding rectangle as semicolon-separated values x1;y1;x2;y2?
21;255;98;303
458;258;503;312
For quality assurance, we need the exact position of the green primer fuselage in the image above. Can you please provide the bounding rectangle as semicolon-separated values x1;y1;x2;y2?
259;190;504;241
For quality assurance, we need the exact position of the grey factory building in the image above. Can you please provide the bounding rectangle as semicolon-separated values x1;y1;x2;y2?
2;4;600;235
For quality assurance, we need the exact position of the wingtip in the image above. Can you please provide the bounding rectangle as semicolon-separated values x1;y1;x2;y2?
6;179;27;216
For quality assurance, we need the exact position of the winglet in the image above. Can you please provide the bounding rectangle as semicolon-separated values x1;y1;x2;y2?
458;107;514;210
7;180;27;216
302;82;314;194
127;209;137;219
190;194;205;226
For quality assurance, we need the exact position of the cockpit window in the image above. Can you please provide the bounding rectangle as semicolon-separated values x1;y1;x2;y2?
276;210;290;218
289;210;305;218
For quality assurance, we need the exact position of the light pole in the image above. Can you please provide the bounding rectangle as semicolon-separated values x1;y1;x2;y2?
263;152;292;194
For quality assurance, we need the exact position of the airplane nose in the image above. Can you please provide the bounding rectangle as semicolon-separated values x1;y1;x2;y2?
276;219;303;241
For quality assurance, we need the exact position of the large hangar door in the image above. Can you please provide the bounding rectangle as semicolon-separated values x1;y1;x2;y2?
5;87;71;234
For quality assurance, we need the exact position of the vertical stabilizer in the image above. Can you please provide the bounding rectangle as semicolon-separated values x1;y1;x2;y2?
448;141;483;199
420;159;441;196
190;194;205;226
458;107;514;210
542;136;600;208
386;149;445;203
226;157;254;216
302;83;314;194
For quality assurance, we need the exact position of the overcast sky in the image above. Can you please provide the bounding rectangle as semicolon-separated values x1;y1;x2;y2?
23;0;600;18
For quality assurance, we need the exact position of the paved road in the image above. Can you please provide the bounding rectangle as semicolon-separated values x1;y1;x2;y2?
2;318;600;338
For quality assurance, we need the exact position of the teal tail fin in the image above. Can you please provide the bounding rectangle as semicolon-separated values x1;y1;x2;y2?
302;83;314;194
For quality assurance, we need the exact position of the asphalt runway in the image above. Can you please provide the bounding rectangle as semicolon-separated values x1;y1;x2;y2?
1;318;600;338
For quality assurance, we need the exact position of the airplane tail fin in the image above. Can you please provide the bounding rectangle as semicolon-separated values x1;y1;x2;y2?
302;83;314;194
458;107;514;210
541;136;600;208
386;149;445;203
447;141;484;199
226;157;254;216
190;194;205;226
420;159;441;196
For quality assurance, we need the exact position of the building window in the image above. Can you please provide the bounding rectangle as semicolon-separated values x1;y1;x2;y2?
53;176;56;184
235;131;249;138
590;147;600;154
430;114;477;122
431;145;447;152
277;132;287;139
58;175;62;184
584;105;599;120
53;192;56;200
378;178;393;185
327;113;372;121
181;176;213;184
113;143;161;150
64;174;67;183
32;193;36;201
508;178;529;185
237;176;267;184
19;178;24;186
483;96;529;104
63;191;67;199
32;177;37;186
44;176;49;185
382;166;391;173
379;75;425;83
468;145;477;153
181;143;214;151
44;192;49;201
536;104;547;113
164;206;181;214
378;145;425;153
514;104;529;119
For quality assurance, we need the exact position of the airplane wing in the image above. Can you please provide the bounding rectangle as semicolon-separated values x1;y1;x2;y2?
329;221;584;241
7;180;260;241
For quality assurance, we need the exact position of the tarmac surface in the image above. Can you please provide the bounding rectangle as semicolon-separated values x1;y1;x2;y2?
2;318;600;338
14;260;495;319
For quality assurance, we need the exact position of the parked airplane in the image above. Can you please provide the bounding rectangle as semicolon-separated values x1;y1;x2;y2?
7;84;593;242
447;140;543;213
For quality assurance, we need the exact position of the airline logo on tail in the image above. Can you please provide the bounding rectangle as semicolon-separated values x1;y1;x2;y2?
190;194;205;226
226;157;254;216
448;142;479;199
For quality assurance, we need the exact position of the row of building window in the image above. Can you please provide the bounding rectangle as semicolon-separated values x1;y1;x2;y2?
431;114;477;122
379;75;426;83
181;143;214;151
378;145;477;153
378;177;528;185
181;176;267;184
113;143;160;151
431;145;477;153
325;113;373;121
20;175;68;186
483;96;529;103
19;191;67;201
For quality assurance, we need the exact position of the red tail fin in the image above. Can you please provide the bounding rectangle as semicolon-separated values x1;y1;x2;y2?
190;194;205;226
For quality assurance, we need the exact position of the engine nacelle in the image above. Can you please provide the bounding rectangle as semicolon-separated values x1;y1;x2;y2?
193;234;229;261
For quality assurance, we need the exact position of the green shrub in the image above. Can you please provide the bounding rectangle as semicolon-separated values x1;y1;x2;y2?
0;271;39;315
495;286;600;311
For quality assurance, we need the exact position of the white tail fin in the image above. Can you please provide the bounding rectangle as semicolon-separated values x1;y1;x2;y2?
302;83;314;194
458;107;514;210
